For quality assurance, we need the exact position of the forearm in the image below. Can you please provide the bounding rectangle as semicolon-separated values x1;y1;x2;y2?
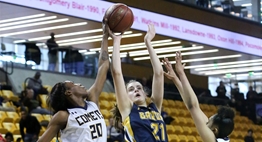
177;71;199;109
171;77;184;96
111;38;122;75
145;40;163;75
98;35;109;68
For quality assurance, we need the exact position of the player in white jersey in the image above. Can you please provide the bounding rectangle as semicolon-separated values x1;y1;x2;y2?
217;137;230;142
37;19;110;142
60;101;107;142
162;52;235;142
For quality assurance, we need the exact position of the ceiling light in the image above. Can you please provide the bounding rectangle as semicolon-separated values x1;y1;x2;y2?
167;54;242;64
109;41;181;52
223;72;262;78
130;46;204;57
0;18;69;31
0;14;45;24
200;66;262;75
184;59;262;69
14;29;133;44
83;51;97;55
79;50;87;53
241;3;252;6
58;33;142;46
57;31;132;44
0;16;57;27
0;22;87;37
129;46;183;56
109;52;127;58
89;39;173;52
134;48;217;61
195;62;262;71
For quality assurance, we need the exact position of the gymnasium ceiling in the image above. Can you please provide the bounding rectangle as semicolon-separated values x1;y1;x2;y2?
0;2;261;80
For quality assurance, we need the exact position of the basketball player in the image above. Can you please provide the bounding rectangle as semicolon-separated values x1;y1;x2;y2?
109;24;168;142
162;52;235;142
37;20;110;142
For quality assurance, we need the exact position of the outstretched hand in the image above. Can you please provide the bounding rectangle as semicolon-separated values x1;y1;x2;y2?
175;51;185;75
162;57;178;81
144;23;156;42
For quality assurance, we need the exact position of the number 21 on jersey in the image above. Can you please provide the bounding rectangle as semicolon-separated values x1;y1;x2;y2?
151;122;165;141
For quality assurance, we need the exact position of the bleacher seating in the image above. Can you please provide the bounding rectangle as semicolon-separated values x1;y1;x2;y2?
0;89;261;142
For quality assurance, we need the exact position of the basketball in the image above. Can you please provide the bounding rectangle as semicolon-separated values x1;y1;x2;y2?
104;3;134;33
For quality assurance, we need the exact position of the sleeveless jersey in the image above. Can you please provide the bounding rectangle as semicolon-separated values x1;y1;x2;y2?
217;137;230;142
123;103;168;142
60;101;107;142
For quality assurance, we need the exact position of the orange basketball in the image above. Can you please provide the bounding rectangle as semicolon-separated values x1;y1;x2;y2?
104;3;134;33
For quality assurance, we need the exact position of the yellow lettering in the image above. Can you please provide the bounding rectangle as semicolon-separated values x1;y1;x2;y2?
150;112;156;121
139;112;145;119
145;112;151;119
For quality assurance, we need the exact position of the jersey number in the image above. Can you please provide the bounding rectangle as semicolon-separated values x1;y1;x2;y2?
150;123;165;141
90;123;103;139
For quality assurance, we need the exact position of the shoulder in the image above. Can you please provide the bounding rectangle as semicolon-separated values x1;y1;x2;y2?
148;103;159;112
54;110;69;118
86;101;99;108
53;111;69;123
49;111;69;129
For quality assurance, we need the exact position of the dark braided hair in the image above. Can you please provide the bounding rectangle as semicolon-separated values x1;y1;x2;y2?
213;106;235;138
47;82;74;114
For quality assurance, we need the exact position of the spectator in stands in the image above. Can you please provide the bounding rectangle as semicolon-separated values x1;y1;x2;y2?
27;71;48;98
247;86;258;101
244;129;254;142
232;83;244;101
46;32;58;71
107;117;123;142
246;86;257;123
216;81;228;99
19;107;41;142
161;108;174;124
23;87;51;114
4;132;13;142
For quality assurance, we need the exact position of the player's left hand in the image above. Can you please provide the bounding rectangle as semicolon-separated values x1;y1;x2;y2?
162;57;179;81
144;23;156;42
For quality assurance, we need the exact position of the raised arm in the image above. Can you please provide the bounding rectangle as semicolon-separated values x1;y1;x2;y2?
144;24;164;112
173;52;216;142
37;111;68;142
109;30;132;121
88;20;110;105
162;57;183;95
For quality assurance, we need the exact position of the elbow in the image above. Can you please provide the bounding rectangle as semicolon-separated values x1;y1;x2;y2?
111;68;122;77
154;70;164;77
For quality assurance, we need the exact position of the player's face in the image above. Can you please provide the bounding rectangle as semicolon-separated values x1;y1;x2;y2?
64;81;88;98
126;81;146;104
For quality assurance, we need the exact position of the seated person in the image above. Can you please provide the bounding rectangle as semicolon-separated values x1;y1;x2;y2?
22;87;51;115
19;107;41;142
27;72;48;98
